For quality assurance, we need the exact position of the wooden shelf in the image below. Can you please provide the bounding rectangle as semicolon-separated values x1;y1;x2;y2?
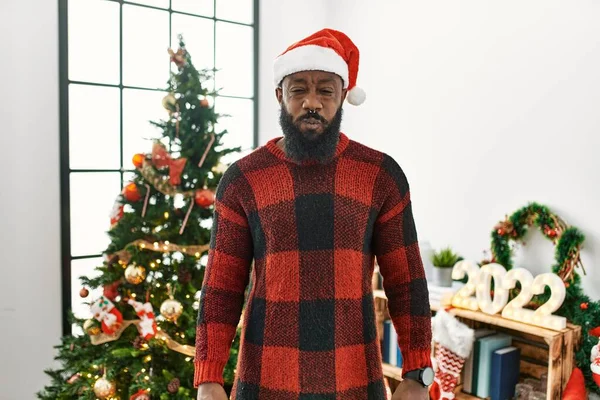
381;363;402;381
454;385;481;400
372;289;581;400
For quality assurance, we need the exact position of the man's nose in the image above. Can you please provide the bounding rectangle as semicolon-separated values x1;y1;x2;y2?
302;91;323;112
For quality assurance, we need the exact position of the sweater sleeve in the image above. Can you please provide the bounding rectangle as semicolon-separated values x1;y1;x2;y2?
373;155;432;374
194;163;253;387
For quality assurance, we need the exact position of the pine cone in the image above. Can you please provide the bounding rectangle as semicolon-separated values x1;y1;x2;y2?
167;378;180;394
178;269;192;284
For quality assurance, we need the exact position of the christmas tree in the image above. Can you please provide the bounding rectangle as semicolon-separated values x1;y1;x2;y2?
38;36;244;400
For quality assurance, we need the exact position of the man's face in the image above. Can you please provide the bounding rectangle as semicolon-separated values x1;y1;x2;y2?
276;70;346;138
276;70;347;163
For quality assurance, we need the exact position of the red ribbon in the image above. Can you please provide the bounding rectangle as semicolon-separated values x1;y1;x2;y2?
152;143;187;186
130;389;150;400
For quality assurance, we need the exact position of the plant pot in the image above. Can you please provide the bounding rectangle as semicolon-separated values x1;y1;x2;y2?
432;267;453;287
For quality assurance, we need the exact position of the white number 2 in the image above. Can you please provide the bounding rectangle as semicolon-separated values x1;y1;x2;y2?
451;260;479;311
501;268;566;330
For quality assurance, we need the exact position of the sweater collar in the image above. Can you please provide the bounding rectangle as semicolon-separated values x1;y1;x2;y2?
265;132;350;166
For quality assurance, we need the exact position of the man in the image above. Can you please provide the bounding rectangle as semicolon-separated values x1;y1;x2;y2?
195;29;433;400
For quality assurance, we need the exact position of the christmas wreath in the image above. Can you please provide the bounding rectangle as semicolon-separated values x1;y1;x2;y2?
489;202;600;393
491;202;585;283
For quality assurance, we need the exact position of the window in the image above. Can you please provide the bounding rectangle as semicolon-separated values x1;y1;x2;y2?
59;0;258;334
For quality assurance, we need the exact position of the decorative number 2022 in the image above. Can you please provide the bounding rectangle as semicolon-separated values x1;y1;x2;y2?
450;261;566;331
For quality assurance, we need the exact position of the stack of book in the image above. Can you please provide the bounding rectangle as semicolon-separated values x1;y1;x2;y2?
461;329;521;400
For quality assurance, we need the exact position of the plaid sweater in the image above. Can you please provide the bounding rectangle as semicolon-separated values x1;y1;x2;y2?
194;132;432;399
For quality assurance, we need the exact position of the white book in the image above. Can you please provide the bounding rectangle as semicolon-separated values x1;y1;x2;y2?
389;325;397;366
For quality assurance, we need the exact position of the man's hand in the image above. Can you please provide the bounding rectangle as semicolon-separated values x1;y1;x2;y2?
197;382;228;400
392;378;429;400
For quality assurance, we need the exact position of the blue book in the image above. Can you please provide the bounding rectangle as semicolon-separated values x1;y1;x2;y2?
382;320;391;363
490;346;521;400
475;334;512;398
396;343;403;368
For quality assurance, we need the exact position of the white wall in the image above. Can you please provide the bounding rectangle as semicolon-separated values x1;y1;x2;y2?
0;1;62;399
260;1;600;300
259;0;330;142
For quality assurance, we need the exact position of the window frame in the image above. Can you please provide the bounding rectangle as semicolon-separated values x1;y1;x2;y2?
58;0;259;334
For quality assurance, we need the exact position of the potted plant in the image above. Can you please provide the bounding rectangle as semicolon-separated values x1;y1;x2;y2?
431;247;461;287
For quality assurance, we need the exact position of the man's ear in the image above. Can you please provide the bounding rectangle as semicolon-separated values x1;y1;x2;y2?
341;88;348;103
275;86;283;105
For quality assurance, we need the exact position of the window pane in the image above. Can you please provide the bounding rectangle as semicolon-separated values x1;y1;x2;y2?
216;0;253;24
70;172;121;257
172;0;214;17
215;22;254;97
123;5;170;88
68;0;119;84
127;0;169;8
123;171;137;186
71;257;103;320
215;97;254;151
123;89;166;165
171;14;215;74
69;85;121;169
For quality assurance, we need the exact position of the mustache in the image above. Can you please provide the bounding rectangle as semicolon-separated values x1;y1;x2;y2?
297;112;328;124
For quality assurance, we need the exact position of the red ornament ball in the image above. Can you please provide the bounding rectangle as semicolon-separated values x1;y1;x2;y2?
200;98;210;108
547;229;558;238
79;288;89;298
497;228;505;236
195;189;215;208
580;302;589;310
123;183;142;202
132;153;145;168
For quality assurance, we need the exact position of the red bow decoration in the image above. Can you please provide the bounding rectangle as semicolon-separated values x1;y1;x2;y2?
152;142;187;186
103;280;121;302
168;47;187;69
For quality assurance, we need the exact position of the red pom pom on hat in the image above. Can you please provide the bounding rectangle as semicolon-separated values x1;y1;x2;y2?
274;28;366;106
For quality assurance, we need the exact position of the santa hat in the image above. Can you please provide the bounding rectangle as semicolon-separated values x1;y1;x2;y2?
274;28;366;106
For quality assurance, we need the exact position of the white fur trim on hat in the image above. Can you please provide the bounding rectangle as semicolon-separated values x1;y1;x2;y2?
432;310;475;359
274;45;349;88
347;86;366;106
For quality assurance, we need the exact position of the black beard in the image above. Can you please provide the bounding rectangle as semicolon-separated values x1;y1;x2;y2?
278;105;343;164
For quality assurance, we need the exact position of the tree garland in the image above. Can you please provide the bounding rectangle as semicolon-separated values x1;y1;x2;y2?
489;202;599;394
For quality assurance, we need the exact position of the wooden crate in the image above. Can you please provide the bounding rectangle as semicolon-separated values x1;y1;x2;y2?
373;290;581;400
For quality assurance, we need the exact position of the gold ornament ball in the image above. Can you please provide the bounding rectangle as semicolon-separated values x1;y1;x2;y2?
93;377;116;399
160;298;183;322
125;264;146;285
79;287;89;298
162;93;177;111
83;319;101;336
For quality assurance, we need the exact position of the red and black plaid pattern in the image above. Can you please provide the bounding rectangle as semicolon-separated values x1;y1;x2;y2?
195;133;432;399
